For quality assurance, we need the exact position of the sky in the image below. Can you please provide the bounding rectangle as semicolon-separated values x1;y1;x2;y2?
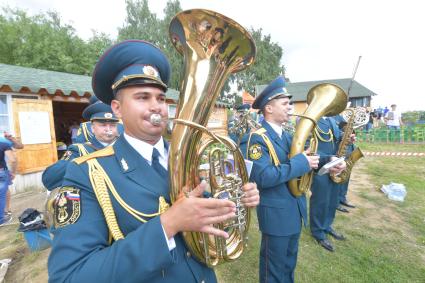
2;0;425;112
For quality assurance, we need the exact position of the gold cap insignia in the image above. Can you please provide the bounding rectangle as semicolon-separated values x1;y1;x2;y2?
143;65;159;78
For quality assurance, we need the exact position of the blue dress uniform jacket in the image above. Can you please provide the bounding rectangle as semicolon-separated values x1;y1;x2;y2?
48;135;215;283
240;121;311;283
241;121;310;236
309;117;343;240
42;138;107;191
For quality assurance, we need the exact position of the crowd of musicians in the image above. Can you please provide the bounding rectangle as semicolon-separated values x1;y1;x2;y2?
43;11;360;283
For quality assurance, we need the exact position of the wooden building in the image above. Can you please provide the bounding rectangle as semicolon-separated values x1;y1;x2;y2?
0;64;230;193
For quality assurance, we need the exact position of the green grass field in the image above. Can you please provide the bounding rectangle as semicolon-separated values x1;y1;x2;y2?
217;143;425;282
1;143;424;282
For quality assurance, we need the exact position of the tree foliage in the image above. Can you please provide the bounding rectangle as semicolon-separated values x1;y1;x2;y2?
0;7;112;75
230;28;285;94
402;111;425;125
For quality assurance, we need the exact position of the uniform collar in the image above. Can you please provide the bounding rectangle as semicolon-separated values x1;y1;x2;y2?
123;133;166;164
265;121;282;138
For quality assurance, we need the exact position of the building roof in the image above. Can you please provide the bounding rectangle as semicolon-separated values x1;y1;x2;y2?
0;63;92;96
255;78;377;102
0;63;182;100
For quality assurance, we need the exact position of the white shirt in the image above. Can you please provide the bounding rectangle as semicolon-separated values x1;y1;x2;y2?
124;133;168;168
123;133;175;251
266;121;283;138
385;110;401;126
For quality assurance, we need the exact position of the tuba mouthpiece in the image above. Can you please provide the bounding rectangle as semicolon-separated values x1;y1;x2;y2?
150;113;163;126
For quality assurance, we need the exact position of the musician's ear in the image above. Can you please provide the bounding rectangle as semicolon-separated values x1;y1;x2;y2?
264;104;273;114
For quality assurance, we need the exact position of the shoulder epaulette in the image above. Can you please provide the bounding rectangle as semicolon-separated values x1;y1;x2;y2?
253;128;267;135
74;146;115;165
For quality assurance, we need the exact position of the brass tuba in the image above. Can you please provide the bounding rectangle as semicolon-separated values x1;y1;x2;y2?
168;9;256;267
288;83;348;197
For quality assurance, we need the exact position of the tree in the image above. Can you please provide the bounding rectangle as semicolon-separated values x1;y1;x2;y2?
0;7;112;75
118;0;162;45
159;1;183;90
230;28;285;95
118;0;184;90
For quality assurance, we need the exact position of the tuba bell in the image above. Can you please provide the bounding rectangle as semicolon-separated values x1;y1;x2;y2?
288;83;348;197
168;9;256;267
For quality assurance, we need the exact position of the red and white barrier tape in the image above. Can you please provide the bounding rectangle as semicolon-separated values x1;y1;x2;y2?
364;151;425;157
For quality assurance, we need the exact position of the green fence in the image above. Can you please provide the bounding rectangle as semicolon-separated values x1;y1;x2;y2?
356;126;425;143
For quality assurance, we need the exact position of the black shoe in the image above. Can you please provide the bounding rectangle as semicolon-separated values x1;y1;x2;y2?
328;230;346;241
336;205;349;213
340;201;356;208
316;239;334;252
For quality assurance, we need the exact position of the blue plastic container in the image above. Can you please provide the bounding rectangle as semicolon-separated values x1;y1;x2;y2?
23;229;53;252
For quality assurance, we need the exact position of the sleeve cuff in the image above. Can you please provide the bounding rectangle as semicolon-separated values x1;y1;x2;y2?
161;224;176;251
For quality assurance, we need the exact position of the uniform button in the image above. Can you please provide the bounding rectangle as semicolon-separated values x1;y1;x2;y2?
200;280;205;283
186;251;191;258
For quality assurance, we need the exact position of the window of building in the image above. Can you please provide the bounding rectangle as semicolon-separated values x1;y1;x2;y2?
168;104;177;118
0;93;39;133
0;95;10;132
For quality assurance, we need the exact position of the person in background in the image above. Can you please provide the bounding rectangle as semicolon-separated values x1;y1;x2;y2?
228;103;253;145
241;76;319;283
42;100;121;191
384;104;403;142
0;140;17;225
1;132;23;220
383;106;389;116
68;121;80;144
73;96;125;144
47;40;259;282
365;108;374;132
309;115;348;252
384;104;403;130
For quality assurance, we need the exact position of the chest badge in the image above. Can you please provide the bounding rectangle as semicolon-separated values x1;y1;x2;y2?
121;158;129;171
249;144;262;160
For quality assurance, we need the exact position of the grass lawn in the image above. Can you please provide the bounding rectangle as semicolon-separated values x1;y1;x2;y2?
217;143;425;282
1;143;424;282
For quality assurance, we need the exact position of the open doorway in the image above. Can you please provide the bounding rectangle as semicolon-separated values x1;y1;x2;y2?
52;101;88;146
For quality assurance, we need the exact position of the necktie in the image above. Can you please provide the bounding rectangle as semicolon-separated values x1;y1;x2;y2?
152;148;168;180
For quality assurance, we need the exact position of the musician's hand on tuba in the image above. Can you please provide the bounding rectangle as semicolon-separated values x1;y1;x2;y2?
160;181;237;240
241;182;259;208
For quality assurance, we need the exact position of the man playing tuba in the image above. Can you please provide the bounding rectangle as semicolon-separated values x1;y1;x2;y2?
47;40;259;283
241;76;319;283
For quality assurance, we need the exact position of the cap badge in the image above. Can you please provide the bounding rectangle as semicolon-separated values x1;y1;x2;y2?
143;65;159;78
104;113;113;119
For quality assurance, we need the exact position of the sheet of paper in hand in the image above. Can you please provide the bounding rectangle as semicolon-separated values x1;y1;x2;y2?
318;157;345;176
